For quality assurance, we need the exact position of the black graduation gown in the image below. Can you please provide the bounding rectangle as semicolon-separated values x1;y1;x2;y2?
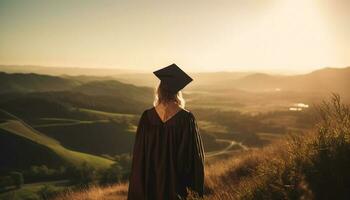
127;107;205;200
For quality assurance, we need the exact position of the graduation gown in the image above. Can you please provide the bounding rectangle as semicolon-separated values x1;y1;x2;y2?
127;107;205;200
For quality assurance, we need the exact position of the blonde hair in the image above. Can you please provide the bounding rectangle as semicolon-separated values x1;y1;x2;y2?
153;82;186;109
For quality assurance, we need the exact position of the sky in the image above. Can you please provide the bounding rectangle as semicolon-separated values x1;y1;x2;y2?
0;0;349;73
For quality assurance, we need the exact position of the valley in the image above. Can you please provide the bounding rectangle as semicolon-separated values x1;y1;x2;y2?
0;66;348;199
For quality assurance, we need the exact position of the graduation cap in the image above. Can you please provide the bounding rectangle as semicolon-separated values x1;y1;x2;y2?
153;63;193;93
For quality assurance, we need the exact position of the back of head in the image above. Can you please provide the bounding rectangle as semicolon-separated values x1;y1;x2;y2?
153;82;186;109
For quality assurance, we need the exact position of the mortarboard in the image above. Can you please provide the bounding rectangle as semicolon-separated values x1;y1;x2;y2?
153;63;193;93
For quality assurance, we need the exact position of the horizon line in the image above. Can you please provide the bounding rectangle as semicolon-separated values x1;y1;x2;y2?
0;63;349;75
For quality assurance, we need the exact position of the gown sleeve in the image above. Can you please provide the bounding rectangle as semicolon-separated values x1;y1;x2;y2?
127;111;147;200
179;112;205;197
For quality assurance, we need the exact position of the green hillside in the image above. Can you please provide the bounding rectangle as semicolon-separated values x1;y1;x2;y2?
0;110;113;171
0;95;140;158
79;108;138;123
35;119;136;156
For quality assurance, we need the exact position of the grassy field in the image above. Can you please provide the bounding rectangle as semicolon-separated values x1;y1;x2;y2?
0;119;113;169
36;120;135;156
78;108;138;132
256;132;285;143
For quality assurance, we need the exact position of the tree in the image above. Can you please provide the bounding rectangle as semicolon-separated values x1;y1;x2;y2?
67;162;97;185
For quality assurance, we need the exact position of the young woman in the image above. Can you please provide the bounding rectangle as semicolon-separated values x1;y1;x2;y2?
127;64;205;200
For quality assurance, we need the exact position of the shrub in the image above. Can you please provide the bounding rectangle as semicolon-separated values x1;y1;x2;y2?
301;94;350;199
66;162;97;186
10;171;23;189
205;95;350;200
24;165;67;182
38;185;61;200
0;175;14;189
99;163;123;185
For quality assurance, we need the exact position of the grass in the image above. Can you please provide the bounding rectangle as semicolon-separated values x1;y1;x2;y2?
256;132;285;142
0;119;113;169
31;118;96;128
202;95;350;200
53;184;128;200
56;95;350;200
79;109;138;122
36;121;135;156
0;180;70;200
79;108;138;132
197;120;229;135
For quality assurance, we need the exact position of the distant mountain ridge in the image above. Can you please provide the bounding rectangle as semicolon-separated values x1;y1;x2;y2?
1;65;348;94
231;67;350;95
0;72;79;94
0;65;135;76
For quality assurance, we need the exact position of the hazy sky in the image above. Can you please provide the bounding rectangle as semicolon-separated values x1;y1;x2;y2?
0;0;349;73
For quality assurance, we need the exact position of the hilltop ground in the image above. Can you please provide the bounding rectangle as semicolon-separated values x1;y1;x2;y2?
54;95;350;200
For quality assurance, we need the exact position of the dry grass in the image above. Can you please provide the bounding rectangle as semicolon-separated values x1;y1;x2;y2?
203;141;292;199
55;95;350;200
54;146;281;200
53;184;128;200
202;95;350;200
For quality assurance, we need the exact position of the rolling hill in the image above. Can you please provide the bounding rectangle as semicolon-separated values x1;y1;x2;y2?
0;72;79;94
35;120;135;156
0;96;225;158
0;110;113;171
0;96;139;158
0;72;152;164
0;72;153;114
73;80;153;104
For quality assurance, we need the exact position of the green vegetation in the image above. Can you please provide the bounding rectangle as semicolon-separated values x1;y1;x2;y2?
36;121;135;156
23;165;67;183
0;180;70;200
0;119;113;170
79;108;138;124
0;172;23;189
65;154;131;187
10;172;23;189
37;185;63;200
